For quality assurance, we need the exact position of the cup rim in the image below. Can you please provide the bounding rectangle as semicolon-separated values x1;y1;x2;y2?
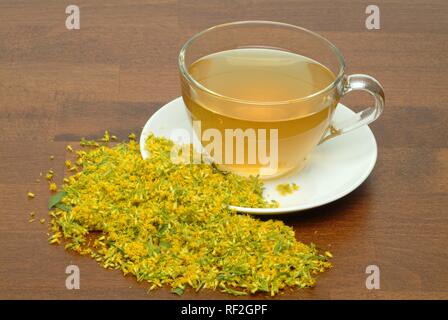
178;20;346;105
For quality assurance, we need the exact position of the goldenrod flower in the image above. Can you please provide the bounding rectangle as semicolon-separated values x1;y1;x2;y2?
46;134;331;296
49;183;57;192
46;170;54;181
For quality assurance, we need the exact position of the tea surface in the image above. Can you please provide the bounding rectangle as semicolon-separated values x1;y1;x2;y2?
184;48;337;177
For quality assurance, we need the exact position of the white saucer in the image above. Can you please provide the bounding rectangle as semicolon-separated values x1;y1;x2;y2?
140;97;377;215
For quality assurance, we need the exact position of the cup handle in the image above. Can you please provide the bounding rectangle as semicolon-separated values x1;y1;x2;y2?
320;74;385;143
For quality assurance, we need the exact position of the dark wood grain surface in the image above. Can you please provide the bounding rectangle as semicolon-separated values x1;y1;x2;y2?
0;0;447;300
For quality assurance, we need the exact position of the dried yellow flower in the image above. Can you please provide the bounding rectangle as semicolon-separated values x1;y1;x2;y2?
49;183;57;192
80;138;99;147
65;160;72;169
276;183;299;196
46;170;54;181
27;192;35;199
47;134;331;296
100;131;110;142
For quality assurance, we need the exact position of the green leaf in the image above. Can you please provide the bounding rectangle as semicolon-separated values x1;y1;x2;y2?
221;286;248;296
172;287;185;295
217;274;228;280
159;240;171;249
145;241;160;256
55;203;72;212
273;240;283;254
156;224;168;237
48;191;67;209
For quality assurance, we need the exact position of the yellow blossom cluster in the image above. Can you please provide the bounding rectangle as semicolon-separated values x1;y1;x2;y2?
47;133;331;296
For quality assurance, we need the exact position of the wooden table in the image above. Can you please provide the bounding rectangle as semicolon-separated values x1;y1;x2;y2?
0;0;447;300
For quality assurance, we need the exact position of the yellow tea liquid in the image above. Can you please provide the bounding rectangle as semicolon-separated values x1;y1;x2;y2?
182;48;338;178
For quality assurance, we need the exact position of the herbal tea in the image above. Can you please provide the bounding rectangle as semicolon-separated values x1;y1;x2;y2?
182;48;338;178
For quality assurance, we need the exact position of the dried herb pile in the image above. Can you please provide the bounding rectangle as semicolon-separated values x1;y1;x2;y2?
47;133;331;296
